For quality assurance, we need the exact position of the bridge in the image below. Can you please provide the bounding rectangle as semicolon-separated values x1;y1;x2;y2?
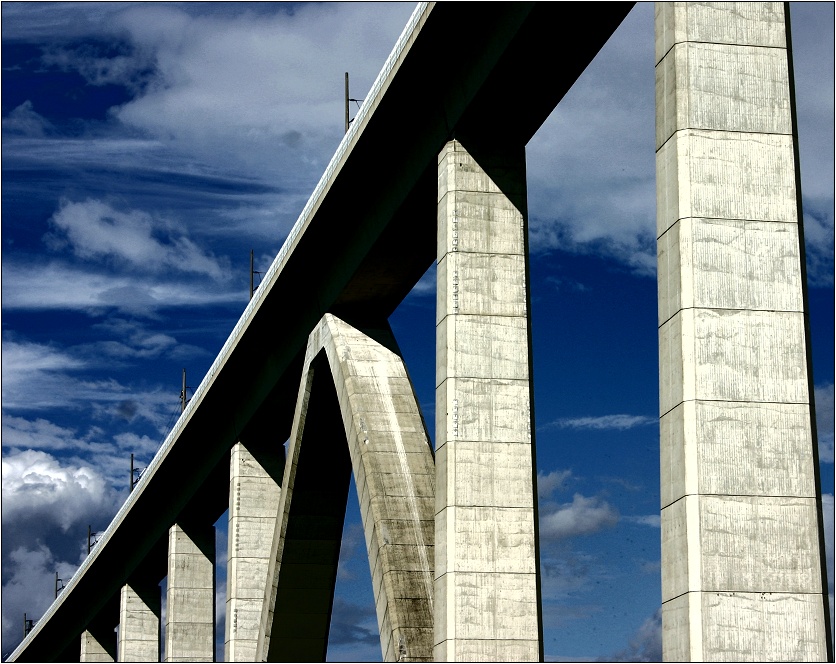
8;2;832;662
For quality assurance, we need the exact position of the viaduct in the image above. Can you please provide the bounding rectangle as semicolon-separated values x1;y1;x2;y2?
8;2;832;661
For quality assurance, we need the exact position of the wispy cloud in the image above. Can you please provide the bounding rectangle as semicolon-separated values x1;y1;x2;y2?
2;260;244;315
543;414;656;431
623;514;660;528
47;199;228;279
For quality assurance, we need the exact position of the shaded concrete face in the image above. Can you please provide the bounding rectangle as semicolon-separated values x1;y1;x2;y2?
257;315;435;662
165;522;215;662
117;582;160;662
225;441;282;662
655;2;831;660
435;140;540;661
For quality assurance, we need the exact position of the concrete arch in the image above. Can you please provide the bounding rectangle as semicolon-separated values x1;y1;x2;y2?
257;314;435;662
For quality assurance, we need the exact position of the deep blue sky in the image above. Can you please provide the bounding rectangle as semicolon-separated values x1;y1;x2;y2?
2;3;833;661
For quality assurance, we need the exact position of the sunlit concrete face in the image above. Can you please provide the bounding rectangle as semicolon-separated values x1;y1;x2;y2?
257;315;435;662
655;2;831;660
165;523;215;662
224;442;282;662
435;140;540;661
118;582;160;662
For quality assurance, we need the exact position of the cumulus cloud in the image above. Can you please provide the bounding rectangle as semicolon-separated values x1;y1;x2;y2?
2;450;122;540
543;414;656;431
540;493;619;540
1;544;79;654
47;199;228;280
816;383;834;464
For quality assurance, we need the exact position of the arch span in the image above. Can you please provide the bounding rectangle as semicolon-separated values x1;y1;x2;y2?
257;314;435;662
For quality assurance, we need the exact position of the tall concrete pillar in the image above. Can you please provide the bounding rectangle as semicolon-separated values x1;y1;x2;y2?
435;139;541;661
656;2;832;660
118;581;160;662
165;522;215;662
80;624;115;662
225;441;282;662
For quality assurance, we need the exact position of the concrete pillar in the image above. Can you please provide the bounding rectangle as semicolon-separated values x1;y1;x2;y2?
80;624;115;662
435;139;541;661
225;441;282;662
656;3;832;661
118;581;160;662
165;522;215;662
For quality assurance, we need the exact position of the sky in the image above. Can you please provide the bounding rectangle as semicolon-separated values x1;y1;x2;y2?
1;2;833;661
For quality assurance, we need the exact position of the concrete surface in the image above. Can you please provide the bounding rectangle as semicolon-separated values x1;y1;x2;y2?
225;442;282;661
655;2;831;660
434;140;540;662
257;315;435;662
165;523;215;662
79;626;114;663
117;582;160;662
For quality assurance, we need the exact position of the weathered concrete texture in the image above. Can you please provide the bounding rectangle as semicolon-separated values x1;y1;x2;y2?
257;315;435;662
165;522;215;662
435;140;540;661
655;3;831;660
117;582;160;662
79;625;115;663
225;441;282;662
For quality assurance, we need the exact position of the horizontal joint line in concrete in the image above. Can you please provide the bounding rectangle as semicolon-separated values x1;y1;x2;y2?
662;491;818;511
657;304;805;329
655;216;800;243
659;397;812;421
655;126;793;154
655;39;787;67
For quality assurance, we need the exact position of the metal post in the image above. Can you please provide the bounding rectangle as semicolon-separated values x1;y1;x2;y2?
130;453;135;493
180;369;187;413
249;250;255;301
344;72;349;134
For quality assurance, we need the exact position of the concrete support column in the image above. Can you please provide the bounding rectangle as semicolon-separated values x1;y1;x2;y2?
655;2;831;660
80;624;115;663
165;522;215;662
225;441;282;662
118;581;160;662
435;139;541;661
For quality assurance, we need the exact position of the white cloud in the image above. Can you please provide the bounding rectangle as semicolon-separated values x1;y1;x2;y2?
538;469;573;499
97;3;414;181
1;544;79;653
2;260;244;315
2;100;54;137
608;608;662;662
48;199;228;280
816;383;834;464
527;4;656;275
543;414;656;431
623;514;661;528
540;493;619;540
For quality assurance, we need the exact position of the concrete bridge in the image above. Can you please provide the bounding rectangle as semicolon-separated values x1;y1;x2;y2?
8;2;832;662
